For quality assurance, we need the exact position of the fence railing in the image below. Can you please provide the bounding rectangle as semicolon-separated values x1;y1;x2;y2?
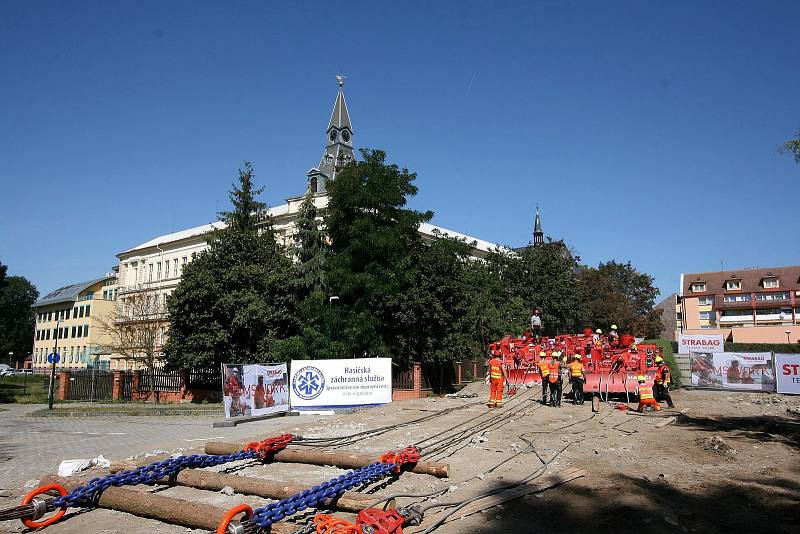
189;367;221;390
139;368;181;392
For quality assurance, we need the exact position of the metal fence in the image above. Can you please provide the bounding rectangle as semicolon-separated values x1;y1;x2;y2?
66;370;114;401
392;366;415;390
139;368;181;392
188;367;221;390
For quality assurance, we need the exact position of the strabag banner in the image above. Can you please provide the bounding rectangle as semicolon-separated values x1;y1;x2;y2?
222;363;289;419
290;358;392;408
678;334;724;354
690;352;774;391
776;354;800;395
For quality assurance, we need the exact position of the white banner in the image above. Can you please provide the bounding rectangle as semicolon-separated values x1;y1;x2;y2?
222;363;289;419
678;334;724;354
690;351;774;391
776;354;800;395
290;358;392;408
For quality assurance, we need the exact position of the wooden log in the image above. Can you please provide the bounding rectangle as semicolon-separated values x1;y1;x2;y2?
204;443;450;478
160;469;390;512
40;475;296;533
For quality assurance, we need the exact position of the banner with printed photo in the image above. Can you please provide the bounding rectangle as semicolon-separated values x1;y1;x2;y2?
690;351;774;391
678;334;724;354
290;358;392;408
221;363;289;419
776;354;800;395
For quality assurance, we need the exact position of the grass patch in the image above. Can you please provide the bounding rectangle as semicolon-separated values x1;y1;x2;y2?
0;375;54;403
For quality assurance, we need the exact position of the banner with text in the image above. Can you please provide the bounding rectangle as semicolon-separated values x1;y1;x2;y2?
776;354;800;395
222;363;289;419
678;334;724;354
690;351;774;391
290;358;392;408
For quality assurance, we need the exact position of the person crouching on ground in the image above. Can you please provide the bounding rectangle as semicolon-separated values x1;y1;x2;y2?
636;375;661;413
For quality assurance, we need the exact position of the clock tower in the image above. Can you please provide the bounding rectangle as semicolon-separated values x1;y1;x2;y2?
307;76;355;193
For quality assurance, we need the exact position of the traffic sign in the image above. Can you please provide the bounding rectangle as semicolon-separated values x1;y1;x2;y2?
47;353;61;364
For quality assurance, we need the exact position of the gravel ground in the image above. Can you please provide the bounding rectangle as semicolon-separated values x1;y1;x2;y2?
1;385;798;534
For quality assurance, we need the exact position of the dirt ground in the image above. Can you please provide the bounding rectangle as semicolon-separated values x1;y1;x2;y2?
2;384;799;534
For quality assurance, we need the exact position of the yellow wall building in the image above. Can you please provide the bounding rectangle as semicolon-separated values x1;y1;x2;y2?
31;275;118;371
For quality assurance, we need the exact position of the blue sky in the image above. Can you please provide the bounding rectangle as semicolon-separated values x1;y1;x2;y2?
1;1;798;299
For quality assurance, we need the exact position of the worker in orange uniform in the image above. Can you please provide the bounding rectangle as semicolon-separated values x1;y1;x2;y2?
487;353;507;409
569;355;586;405
548;354;562;407
653;356;675;408
538;351;551;405
636;376;661;413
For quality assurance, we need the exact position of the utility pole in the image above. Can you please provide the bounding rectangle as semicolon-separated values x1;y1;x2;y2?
47;320;61;410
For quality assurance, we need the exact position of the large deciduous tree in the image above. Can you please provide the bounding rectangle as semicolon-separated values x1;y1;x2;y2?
96;289;169;401
164;162;298;368
579;260;662;338
0;274;38;367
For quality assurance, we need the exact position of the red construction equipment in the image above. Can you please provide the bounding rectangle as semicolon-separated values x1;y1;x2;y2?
488;330;662;399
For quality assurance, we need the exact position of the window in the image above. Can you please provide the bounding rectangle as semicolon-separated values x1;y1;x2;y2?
157;262;162;280
76;325;82;338
173;258;178;278
699;311;713;320
763;278;779;289
78;306;84;318
72;326;77;338
85;305;90;317
74;307;78;318
698;297;713;305
726;280;742;290
46;329;50;340
700;325;714;330
65;308;70;320
149;264;153;282
84;324;89;337
47;311;52;321
755;292;789;301
721;309;752;317
723;294;751;302
182;256;187;269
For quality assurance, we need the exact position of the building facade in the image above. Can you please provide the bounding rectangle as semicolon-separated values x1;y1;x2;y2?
679;266;800;343
654;292;681;341
31;275;118;371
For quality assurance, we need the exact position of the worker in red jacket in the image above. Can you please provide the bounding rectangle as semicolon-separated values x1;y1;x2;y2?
487;354;507;409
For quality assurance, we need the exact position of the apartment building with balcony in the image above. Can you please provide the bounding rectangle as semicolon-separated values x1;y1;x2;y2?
679;266;800;343
31;275;118;371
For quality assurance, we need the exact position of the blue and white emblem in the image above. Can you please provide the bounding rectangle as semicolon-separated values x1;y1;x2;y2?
292;366;325;400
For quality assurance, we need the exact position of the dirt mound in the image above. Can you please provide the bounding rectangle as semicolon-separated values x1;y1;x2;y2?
696;435;737;456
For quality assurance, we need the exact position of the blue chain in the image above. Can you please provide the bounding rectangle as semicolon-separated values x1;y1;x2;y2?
52;451;257;509
249;461;397;529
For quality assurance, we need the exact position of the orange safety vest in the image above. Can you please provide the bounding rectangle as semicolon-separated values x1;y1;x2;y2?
538;358;550;377
488;358;503;380
654;364;671;385
639;384;654;400
548;360;560;383
569;361;584;378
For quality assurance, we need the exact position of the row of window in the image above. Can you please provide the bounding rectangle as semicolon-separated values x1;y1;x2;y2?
699;292;793;305
37;304;91;323
102;288;118;301
33;346;88;364
124;257;189;286
701;307;799;319
35;324;90;341
690;277;781;293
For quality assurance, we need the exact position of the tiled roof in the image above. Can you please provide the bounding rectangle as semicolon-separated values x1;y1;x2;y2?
683;266;800;295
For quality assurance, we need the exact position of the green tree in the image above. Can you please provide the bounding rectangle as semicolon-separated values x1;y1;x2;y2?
779;129;800;164
580;260;662;338
293;193;327;296
324;149;432;362
164;163;298;368
0;275;39;367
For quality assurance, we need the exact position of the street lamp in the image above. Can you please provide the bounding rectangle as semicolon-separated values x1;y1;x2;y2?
7;351;13;367
328;296;340;356
787;330;792;343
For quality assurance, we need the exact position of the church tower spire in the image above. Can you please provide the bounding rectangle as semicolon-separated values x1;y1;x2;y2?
533;207;544;246
307;76;354;194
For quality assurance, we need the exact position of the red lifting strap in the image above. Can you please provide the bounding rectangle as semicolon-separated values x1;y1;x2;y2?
378;446;420;473
243;433;294;459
